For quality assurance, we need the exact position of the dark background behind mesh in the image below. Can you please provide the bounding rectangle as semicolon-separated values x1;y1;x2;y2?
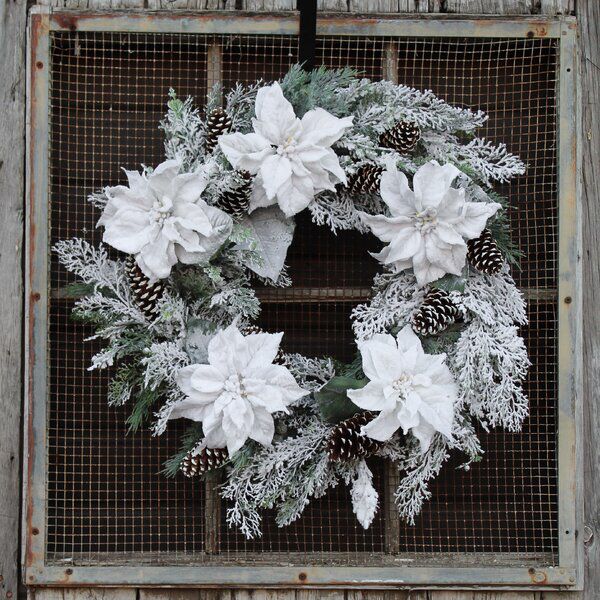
46;31;559;566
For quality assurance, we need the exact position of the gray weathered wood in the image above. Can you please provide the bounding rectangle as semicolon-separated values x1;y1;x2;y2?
0;0;26;599
3;0;592;599
579;1;600;599
34;589;136;600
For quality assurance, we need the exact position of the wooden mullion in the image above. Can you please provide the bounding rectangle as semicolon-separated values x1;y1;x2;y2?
204;41;224;556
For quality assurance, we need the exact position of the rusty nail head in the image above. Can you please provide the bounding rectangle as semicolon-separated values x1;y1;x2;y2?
528;567;536;574
36;61;43;70
7;592;13;599
565;296;572;304
65;568;73;576
298;572;307;582
31;527;39;536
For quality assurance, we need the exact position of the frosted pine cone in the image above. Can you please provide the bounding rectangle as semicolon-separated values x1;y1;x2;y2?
215;171;252;219
467;229;504;275
379;121;421;153
204;108;232;154
125;256;165;320
181;447;229;478
411;288;460;336
347;164;384;195
327;412;383;462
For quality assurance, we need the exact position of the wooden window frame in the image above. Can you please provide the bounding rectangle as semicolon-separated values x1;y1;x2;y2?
24;8;581;590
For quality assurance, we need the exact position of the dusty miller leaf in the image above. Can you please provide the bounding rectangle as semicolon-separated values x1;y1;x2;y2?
351;460;379;529
237;207;295;281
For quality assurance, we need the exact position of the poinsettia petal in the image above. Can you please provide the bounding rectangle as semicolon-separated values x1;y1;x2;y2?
102;209;153;254
248;173;277;213
358;212;413;243
380;165;418;217
413;161;460;209
360;338;405;382
298;107;353;147
171;169;209;204
275;173;314;217
395;325;423;355
253;82;299;145
248;407;276;447
147;159;182;199
172;199;214;237
207;324;244;375
188;364;226;396
384;228;423;264
347;381;394;412
318;147;347;185
260;154;293;200
453;201;501;240
412;244;449;285
411;420;437;453
240;331;283;374
137;232;177;280
362;410;400;442
219;132;273;174
425;235;466;277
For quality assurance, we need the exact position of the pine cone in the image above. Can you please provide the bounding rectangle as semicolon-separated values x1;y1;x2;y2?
125;256;165;320
347;164;384;195
216;171;252;219
204;108;232;154
411;288;461;336
327;412;383;462
467;229;504;275
181;447;229;478
379;121;421;153
240;323;285;364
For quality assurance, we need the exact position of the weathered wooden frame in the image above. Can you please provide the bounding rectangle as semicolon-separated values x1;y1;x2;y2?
24;8;581;590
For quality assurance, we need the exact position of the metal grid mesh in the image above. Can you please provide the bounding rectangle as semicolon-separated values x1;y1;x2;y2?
46;31;559;567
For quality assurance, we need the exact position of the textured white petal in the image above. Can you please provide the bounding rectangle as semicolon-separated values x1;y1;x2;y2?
380;165;417;217
360;338;406;383
453;201;501;240
218;132;273;173
147;159;182;199
248;174;276;213
253;82;299;145
275;172;314;217
362;410;401;441
137;233;177;280
102;209;153;254
260;154;293;201
395;325;423;355
298;107;353;147
347;381;393;412
248;407;276;447
413;160;460;208
358;212;413;243
171;169;209;204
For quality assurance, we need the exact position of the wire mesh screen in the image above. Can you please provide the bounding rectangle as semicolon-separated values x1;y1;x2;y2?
46;30;559;567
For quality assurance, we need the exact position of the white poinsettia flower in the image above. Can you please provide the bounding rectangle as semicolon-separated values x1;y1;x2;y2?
347;325;457;453
218;82;353;218
98;159;232;281
171;324;309;456
358;160;501;286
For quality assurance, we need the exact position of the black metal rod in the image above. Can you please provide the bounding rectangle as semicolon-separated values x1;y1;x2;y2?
298;0;317;71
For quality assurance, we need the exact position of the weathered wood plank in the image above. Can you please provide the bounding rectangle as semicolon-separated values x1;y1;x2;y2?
579;0;600;599
0;0;26;598
34;589;137;600
540;0;576;14
445;0;537;13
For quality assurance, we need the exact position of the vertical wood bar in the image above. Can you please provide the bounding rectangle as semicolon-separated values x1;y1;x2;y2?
381;40;401;557
204;469;222;555
207;43;224;105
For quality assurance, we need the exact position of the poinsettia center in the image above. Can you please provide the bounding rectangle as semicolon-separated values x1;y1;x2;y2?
392;374;414;399
150;196;174;226
223;373;246;398
276;135;298;156
413;206;438;233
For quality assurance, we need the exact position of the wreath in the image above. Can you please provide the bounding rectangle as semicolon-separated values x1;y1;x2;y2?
55;66;529;538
